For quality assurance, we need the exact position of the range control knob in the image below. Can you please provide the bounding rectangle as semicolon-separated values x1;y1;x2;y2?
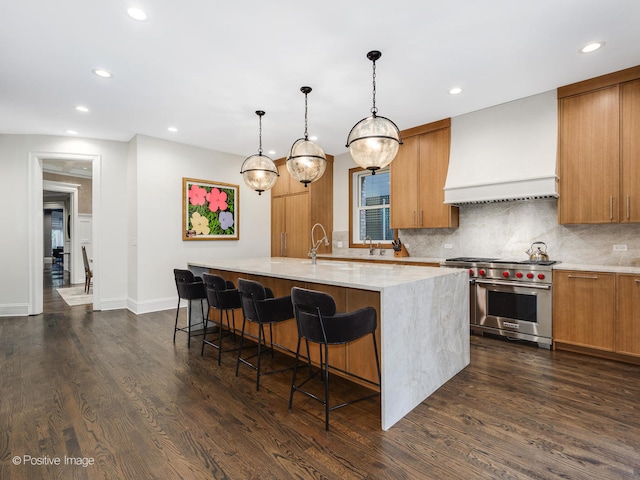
527;272;534;279
538;273;546;280
469;269;474;276
502;271;510;278
479;269;486;276
516;272;523;278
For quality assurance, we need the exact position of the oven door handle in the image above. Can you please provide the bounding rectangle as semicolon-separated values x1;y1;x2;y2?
475;279;552;290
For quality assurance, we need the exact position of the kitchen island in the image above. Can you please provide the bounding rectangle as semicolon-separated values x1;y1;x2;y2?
189;257;469;430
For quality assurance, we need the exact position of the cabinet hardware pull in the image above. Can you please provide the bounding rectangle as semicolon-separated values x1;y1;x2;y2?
420;210;423;227
635;279;640;284
476;279;551;290
610;196;613;220
568;275;598;280
284;232;287;257
627;195;631;220
413;211;416;226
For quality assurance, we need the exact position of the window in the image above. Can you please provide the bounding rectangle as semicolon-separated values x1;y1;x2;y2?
350;167;393;246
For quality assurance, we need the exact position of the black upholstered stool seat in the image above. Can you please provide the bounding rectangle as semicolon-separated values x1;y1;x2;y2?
201;273;242;364
289;286;381;430
173;268;207;347
236;278;295;391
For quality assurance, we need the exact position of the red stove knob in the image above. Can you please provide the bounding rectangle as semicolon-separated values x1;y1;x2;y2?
479;269;486;276
538;273;546;280
469;269;474;276
516;272;523;278
527;272;534;279
502;271;510;278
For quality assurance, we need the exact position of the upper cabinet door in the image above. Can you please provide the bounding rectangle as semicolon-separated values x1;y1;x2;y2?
621;79;640;223
419;128;457;228
558;86;620;224
390;135;420;229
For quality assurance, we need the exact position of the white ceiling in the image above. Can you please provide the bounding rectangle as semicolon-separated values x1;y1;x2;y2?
1;0;639;160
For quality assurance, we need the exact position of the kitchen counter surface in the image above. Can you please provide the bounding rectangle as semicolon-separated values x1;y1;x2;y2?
552;263;640;275
192;256;454;290
322;252;640;275
318;252;442;265
189;257;469;431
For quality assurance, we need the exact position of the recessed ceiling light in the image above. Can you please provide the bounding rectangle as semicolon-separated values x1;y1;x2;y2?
75;105;89;112
448;87;463;95
167;126;178;132
580;42;604;54
268;150;276;155
126;6;147;21
66;130;78;135
309;135;318;141
92;68;113;78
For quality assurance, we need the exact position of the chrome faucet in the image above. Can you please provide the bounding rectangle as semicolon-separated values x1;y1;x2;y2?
309;223;329;265
378;242;384;255
364;235;374;255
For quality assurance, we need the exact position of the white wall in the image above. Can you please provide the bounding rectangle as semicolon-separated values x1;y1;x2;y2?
0;134;129;315
332;151;357;233
129;135;271;313
0;133;271;316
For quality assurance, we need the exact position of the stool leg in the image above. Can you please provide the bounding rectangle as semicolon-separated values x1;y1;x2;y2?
289;336;302;410
235;317;247;377
187;299;192;348
217;308;224;366
323;343;330;431
173;298;181;343
256;322;263;391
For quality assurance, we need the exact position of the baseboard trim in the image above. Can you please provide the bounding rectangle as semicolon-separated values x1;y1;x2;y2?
97;298;128;311
0;304;30;317
127;297;176;315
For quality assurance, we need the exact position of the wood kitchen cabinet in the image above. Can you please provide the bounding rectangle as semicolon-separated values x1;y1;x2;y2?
558;65;640;224
390;118;458;229
271;194;310;258
553;270;616;351
616;274;640;357
554;270;640;361
270;156;333;258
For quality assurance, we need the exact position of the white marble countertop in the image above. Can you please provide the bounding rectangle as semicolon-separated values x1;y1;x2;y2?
189;256;457;291
322;252;640;275
552;263;640;274
318;253;442;264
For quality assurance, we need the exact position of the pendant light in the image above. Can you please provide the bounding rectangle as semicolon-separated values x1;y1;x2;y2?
240;110;279;195
346;50;402;174
286;86;327;187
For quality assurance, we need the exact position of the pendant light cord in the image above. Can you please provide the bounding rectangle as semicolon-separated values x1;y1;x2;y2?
304;91;309;140
258;113;263;155
371;59;378;116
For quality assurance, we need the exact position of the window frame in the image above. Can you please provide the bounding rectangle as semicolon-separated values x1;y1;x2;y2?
348;166;394;249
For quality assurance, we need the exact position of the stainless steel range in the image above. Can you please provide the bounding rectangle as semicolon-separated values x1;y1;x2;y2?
442;257;559;348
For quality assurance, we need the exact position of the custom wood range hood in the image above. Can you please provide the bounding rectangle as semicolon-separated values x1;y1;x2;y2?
444;90;559;205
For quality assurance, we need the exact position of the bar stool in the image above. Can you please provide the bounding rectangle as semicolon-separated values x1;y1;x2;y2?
173;269;207;347
236;278;295;391
289;286;381;431
201;273;241;365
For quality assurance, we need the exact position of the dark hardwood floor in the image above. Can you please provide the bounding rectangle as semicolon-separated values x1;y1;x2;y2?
1;268;639;479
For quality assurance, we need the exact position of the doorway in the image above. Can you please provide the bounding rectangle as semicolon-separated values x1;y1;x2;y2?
28;152;101;315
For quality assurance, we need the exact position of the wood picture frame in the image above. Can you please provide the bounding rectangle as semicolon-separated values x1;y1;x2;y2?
182;177;239;240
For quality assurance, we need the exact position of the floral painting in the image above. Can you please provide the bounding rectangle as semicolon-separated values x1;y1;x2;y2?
182;178;239;240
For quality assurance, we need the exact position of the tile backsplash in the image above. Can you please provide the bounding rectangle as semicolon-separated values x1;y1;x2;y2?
333;198;640;266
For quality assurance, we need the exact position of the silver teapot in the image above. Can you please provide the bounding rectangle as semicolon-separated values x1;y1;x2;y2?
526;241;549;262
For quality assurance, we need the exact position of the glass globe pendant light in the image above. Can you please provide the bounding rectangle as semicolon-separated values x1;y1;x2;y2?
346;50;402;174
240;110;279;195
286;86;326;187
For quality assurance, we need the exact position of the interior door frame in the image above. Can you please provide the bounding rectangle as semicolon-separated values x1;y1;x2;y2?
43;181;80;283
28;151;101;315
